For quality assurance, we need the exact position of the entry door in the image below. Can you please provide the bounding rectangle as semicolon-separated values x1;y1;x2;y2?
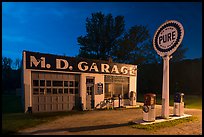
86;77;95;110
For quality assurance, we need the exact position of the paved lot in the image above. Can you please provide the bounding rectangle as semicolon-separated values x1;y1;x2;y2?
18;104;202;135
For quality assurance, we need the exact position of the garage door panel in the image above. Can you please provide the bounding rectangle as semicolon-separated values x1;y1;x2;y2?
58;104;63;111
39;104;46;112
33;96;39;104
32;104;39;112
39;96;46;104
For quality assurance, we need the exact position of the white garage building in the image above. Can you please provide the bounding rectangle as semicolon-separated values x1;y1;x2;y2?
22;51;137;113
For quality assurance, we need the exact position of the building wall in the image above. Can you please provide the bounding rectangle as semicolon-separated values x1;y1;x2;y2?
22;51;137;112
80;73;105;110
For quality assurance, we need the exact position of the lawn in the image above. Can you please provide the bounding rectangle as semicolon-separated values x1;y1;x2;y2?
2;94;86;135
131;116;198;130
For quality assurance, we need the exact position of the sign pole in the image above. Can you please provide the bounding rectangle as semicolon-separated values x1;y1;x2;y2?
153;20;184;119
161;55;171;119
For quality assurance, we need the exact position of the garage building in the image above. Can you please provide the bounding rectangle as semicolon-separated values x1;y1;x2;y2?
22;51;137;113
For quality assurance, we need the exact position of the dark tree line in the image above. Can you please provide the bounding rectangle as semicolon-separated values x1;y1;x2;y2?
2;57;22;93
77;12;188;65
137;58;202;95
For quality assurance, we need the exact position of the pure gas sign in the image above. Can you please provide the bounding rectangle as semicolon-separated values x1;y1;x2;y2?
153;20;184;57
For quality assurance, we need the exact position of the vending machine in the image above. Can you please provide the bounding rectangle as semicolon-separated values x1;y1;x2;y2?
173;92;184;116
142;93;156;122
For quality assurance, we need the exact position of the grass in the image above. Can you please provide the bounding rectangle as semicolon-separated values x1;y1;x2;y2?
131;116;198;131
2;111;86;135
2;94;86;135
2;94;24;113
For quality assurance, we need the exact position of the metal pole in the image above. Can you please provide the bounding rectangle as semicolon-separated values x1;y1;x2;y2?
161;55;171;119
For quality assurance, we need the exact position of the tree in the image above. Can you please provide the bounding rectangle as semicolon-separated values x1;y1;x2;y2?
77;12;125;60
77;12;187;64
14;58;21;70
2;57;13;70
112;25;159;65
171;43;188;62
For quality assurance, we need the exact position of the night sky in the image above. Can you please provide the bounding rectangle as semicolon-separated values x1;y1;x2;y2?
2;2;202;62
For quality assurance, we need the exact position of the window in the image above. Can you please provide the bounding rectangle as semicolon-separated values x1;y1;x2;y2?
75;81;79;87
64;88;68;94
46;88;52;94
46;80;51;86
123;84;129;99
53;88;58;94
33;80;39;86
113;83;122;97
75;88;78;94
70;88;74;94
53;81;63;87
40;88;45;94
33;88;39;95
64;81;68;87
104;76;129;99
69;81;74;87
86;78;94;84
40;80;45;86
105;83;112;98
58;88;63;94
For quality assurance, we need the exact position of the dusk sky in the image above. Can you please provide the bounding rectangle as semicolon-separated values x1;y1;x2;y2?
2;2;202;62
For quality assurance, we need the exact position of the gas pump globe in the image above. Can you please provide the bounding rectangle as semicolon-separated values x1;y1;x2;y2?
142;93;156;122
173;92;184;116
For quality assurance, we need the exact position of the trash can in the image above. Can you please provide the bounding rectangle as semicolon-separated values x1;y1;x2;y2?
173;92;184;116
142;93;156;122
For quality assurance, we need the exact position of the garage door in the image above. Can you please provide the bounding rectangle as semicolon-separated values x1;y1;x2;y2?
31;71;80;112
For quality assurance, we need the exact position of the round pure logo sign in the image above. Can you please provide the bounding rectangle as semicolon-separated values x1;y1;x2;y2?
153;20;184;57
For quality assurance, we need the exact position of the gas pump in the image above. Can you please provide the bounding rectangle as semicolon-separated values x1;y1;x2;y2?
173;92;184;116
130;91;136;106
142;93;156;122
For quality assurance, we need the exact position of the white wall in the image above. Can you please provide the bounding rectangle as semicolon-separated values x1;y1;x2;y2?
80;73;104;110
23;51;32;112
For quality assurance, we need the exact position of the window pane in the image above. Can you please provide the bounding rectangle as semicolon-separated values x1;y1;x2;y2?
105;75;112;83
69;81;74;87
105;83;112;98
75;88;78;94
46;88;52;94
33;80;39;86
46;80;51;86
123;77;129;83
40;80;45;86
40;88;45;94
53;88;58;94
64;81;68;87
113;83;122;97
64;88;68;94
123;84;129;99
53;81;63;87
58;88;63;94
70;88;74;94
75;81;79;87
33;88;39;95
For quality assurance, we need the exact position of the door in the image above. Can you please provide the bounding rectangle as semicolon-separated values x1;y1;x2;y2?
86;77;95;110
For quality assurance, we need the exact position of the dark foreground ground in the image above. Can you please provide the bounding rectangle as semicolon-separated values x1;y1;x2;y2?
18;104;202;135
